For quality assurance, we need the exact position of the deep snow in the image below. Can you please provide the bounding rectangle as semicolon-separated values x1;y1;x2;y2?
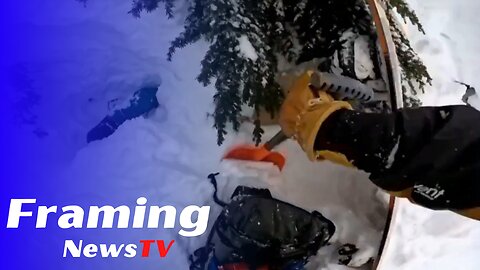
376;1;480;269
3;0;480;269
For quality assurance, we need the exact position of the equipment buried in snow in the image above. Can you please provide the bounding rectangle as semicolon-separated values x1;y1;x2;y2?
189;173;336;270
87;86;160;143
457;80;477;105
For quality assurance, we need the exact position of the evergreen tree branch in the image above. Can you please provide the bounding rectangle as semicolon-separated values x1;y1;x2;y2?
388;0;425;34
129;0;175;18
127;0;430;143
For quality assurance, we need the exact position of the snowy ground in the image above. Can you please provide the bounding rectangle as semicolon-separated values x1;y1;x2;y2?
376;1;480;269
3;0;480;269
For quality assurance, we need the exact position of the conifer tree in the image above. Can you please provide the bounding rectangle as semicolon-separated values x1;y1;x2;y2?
127;0;431;145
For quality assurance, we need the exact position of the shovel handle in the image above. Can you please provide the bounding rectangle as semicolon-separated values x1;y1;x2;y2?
262;75;325;151
263;85;316;151
264;131;289;151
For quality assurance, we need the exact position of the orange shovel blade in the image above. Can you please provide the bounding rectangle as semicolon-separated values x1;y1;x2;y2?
223;144;286;171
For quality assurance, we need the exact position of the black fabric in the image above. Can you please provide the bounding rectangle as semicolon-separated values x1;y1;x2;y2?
216;196;335;264
190;174;336;270
315;105;480;210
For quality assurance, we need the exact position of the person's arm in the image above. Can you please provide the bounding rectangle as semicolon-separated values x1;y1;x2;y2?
315;105;480;194
276;71;480;217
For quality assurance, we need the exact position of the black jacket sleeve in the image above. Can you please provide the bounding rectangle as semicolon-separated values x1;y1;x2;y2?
315;105;480;210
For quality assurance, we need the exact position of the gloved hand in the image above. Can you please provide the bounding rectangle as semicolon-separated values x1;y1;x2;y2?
279;71;353;164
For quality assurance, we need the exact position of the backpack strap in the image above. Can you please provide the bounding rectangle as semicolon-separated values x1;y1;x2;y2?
208;173;228;207
189;217;221;270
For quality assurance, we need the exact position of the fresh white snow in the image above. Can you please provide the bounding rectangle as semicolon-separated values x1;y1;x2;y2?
385;136;400;169
377;0;480;269
5;0;386;268
354;35;375;80
4;0;480;269
237;35;259;61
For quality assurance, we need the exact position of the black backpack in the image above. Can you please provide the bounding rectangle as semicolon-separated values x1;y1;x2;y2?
189;173;336;270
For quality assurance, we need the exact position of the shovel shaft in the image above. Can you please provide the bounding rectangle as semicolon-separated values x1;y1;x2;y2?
264;131;289;151
262;83;314;151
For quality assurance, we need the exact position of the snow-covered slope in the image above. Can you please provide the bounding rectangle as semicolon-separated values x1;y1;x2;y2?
409;0;480;106
4;0;388;269
377;1;480;269
4;0;479;269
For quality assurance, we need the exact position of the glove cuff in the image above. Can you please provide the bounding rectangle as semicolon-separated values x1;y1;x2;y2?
295;101;353;164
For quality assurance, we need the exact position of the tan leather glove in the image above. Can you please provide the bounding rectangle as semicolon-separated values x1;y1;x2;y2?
279;71;354;166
